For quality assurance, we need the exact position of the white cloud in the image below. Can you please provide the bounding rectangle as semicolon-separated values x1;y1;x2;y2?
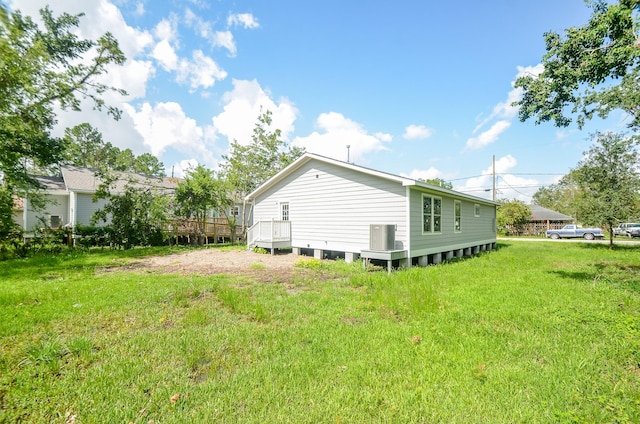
292;112;390;162
403;124;433;140
124;102;217;166
152;40;179;71
403;167;444;181
466;120;511;150
184;8;238;55
455;155;540;201
177;50;227;91
212;79;298;147
170;159;200;178
135;2;145;16
228;13;260;29
375;132;393;142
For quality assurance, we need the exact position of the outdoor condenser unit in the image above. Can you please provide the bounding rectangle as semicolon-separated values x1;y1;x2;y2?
369;224;396;251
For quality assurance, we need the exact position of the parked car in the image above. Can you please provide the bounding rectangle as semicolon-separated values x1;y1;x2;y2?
613;222;640;237
545;224;605;240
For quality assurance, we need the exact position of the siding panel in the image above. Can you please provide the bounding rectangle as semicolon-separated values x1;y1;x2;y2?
253;161;407;253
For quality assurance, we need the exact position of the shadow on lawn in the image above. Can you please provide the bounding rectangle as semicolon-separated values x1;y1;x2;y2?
549;261;640;294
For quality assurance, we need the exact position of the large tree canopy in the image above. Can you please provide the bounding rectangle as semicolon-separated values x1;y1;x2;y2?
515;0;640;129
0;6;126;191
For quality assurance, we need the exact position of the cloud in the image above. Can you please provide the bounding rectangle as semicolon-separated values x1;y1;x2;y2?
213;31;237;56
403;167;444;181
184;8;238;56
170;159;200;178
124;102;217;166
465;120;511;150
454;155;540;201
228;13;260;29
177;50;227;91
375;132;393;142
468;64;545;150
403;124;433;140
292;112;390;162
212;79;298;146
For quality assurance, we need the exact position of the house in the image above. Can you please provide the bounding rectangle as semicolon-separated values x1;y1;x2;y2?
17;166;178;235
245;153;499;270
527;204;573;235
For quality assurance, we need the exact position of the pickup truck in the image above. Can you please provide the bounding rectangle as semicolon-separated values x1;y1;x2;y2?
546;225;605;240
613;223;640;237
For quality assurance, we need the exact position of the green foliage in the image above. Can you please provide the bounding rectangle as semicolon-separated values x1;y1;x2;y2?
496;199;531;235
63;123;165;176
221;110;305;232
74;223;109;248
93;182;169;249
422;177;453;189
174;165;225;245
252;246;269;254
532;169;581;218
571;131;640;245
0;6;126;191
515;0;640;129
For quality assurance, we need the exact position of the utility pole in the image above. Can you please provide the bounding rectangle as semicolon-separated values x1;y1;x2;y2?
492;155;496;201
346;145;351;163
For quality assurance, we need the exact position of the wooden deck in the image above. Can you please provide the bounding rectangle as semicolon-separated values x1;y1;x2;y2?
165;217;238;243
247;220;292;252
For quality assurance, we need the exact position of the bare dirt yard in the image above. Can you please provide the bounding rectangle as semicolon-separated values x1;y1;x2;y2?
133;248;304;283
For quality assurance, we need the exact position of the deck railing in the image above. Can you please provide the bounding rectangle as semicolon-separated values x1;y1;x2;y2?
247;220;291;246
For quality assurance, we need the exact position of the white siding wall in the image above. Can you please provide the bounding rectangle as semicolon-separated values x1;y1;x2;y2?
253;161;407;253
409;188;496;255
75;193;108;226
24;194;69;231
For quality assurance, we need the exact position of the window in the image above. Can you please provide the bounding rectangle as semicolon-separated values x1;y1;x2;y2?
50;215;62;229
281;202;289;221
422;195;442;233
474;204;481;217
454;200;461;232
233;206;240;216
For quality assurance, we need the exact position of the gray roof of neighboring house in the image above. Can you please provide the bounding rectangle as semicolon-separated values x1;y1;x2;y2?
33;175;66;191
530;204;573;221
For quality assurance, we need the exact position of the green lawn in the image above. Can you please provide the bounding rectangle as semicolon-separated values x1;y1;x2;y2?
1;242;639;423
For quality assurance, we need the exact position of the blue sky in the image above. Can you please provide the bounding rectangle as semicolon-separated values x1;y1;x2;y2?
12;0;625;201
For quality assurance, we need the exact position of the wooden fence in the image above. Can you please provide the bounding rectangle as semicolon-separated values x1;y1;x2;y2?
165;217;239;244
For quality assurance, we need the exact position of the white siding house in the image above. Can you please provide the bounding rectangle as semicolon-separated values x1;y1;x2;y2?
17;166;177;234
246;153;499;269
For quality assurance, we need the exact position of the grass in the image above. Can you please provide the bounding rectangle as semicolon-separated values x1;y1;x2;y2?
0;242;639;423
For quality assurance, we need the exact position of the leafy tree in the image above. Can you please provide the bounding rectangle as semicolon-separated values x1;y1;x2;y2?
532;170;581;219
0;6;126;193
497;200;532;235
92;180;170;249
174;165;224;245
0;185;20;240
221;110;305;234
423;178;453;189
62;123;165;176
571;131;640;246
515;0;640;130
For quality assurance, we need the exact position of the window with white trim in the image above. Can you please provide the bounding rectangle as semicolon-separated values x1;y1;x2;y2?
454;200;461;232
474;204;481;217
281;202;289;221
422;195;442;233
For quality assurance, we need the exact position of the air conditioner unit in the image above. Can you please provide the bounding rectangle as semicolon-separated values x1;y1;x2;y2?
369;224;396;251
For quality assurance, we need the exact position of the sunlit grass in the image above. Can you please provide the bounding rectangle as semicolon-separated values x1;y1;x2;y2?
1;242;638;423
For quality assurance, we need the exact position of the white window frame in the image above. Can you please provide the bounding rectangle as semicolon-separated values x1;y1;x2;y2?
422;194;442;234
280;202;289;221
474;204;481;217
454;200;461;233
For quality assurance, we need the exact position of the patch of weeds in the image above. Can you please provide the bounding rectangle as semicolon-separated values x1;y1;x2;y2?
295;258;324;269
252;247;269;255
20;337;68;372
250;262;266;270
172;286;202;308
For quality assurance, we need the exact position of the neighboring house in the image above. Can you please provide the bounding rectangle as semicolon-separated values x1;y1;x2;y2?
17;166;177;234
245;153;499;269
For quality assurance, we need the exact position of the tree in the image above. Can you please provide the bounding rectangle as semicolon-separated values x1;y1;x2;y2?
515;0;640;130
92;180;170;249
174;165;224;245
63;123;165;176
532;170;582;219
0;6;126;193
497;200;532;235
570;131;640;247
423;178;453;190
220;110;305;234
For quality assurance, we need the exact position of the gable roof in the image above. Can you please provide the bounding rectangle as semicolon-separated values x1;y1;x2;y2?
246;153;500;205
529;204;573;221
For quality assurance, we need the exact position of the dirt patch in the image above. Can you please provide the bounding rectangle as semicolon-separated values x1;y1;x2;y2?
129;248;303;282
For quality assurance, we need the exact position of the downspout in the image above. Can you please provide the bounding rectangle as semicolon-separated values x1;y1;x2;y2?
405;186;412;268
